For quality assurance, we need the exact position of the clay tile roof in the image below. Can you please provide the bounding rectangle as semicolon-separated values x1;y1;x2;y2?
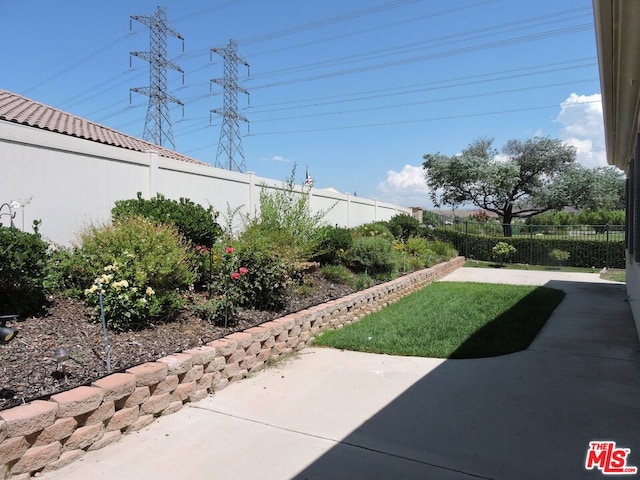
0;89;207;166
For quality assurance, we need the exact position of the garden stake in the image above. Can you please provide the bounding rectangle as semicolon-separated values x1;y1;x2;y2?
97;281;112;373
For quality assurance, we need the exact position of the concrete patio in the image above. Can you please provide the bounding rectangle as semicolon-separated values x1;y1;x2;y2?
42;268;640;480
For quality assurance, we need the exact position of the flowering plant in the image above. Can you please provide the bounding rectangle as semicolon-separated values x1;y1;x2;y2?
205;245;248;326
84;255;163;332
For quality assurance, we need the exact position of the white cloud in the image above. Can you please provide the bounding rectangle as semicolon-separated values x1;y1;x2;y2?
260;155;291;163
376;164;433;208
555;93;606;168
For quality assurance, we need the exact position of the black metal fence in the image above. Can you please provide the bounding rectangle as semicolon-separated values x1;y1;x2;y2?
427;216;625;269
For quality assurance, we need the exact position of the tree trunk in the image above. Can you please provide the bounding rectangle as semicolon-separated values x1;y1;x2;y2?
501;206;513;237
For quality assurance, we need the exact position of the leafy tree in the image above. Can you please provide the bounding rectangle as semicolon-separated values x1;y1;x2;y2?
567;166;625;211
423;137;580;236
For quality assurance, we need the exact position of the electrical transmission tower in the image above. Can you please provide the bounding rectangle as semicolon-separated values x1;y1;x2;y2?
210;39;249;172
130;6;184;150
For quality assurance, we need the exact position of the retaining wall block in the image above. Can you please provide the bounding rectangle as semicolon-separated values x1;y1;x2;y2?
260;321;284;337
151;375;179;396
87;430;121;452
10;441;62;475
171;382;196;403
33;417;77;447
246;341;261;356
225;332;252;349
204;356;226;373
157;353;193;376
92;373;136;403
106;406;139;432
244;326;271;343
50;387;104;418
181;365;204;384
0;401;58;438
197;373;215;390
206;338;237;357
221;363;240;380
214;379;229;391
42;449;85;473
77;401;115;426
226;348;245;365
229;370;248;383
116;386;150;410
125;363;168;387
0;436;30;464
239;355;257;370
161;401;183;417
182;346;217;366
263;336;276;349
124;415;154;433
63;422;104;452
250;361;265;373
188;389;208;403
257;348;271;362
140;393;171;416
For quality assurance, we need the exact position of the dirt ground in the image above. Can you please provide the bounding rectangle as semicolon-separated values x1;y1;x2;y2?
0;273;356;411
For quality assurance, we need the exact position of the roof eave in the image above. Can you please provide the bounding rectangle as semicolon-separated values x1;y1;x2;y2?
593;0;640;170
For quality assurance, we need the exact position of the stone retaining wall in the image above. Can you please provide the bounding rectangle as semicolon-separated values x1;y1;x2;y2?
0;257;464;479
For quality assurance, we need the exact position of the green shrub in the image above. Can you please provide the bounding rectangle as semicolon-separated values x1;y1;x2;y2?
576;209;625;227
429;240;458;259
232;245;289;311
433;228;624;268
404;237;431;257
0;227;49;316
346;237;396;278
351;222;393;240
549;249;570;266
250;167;332;262
350;273;374;290
112;193;222;247
492;242;517;264
387;214;420;242
76;217;196;331
310;225;352;265
320;264;353;284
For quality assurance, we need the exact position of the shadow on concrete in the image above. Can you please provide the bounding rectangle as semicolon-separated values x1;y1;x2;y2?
292;281;640;480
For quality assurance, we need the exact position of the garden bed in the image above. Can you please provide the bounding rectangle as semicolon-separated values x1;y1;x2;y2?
0;272;357;411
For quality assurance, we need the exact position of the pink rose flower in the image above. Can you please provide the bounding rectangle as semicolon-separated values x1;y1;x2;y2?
226;247;234;254
239;267;248;275
231;272;240;280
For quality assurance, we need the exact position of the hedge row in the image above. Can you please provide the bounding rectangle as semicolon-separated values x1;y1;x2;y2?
432;229;625;269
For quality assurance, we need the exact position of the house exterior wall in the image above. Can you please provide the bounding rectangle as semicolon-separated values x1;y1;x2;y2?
0;120;410;245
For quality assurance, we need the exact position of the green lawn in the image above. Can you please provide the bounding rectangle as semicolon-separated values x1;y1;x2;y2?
314;282;565;359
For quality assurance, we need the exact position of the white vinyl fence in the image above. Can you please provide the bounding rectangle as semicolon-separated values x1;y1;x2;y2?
0;120;411;245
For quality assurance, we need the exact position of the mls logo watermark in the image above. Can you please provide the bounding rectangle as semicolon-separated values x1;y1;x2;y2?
585;441;638;475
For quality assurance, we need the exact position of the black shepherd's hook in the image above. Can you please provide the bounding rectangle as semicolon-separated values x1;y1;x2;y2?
0;203;16;229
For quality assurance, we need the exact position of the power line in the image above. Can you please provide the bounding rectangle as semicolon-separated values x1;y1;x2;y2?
235;0;419;46
247;59;597;114
247;0;499;59
250;78;598;123
245;101;602;136
247;23;593;91
248;7;592;81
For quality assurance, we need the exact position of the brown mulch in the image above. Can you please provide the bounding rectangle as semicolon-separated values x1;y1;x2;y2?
0;273;357;411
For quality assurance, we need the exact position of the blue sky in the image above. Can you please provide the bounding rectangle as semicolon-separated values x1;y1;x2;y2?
1;0;603;208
